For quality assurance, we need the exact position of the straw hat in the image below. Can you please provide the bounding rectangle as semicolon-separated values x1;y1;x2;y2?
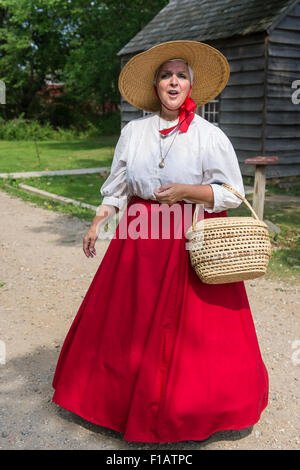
118;40;230;112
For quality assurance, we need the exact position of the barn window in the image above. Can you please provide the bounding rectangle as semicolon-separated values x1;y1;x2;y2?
197;94;220;126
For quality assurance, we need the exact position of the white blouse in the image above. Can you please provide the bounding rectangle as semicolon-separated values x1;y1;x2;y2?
100;112;245;213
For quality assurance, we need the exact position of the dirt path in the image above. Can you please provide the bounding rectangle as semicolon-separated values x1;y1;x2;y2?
0;189;299;450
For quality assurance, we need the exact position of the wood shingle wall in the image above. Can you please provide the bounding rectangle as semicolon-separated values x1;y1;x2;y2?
210;33;267;177
265;0;300;177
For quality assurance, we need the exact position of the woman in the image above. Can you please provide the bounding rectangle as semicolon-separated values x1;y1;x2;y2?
52;41;269;443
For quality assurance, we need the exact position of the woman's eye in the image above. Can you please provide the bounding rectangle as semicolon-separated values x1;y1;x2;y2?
159;72;187;79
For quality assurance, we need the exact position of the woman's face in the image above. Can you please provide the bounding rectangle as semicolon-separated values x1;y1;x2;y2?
156;60;191;111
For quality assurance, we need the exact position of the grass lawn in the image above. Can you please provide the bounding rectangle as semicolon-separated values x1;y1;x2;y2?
15;173;107;207
0;175;100;221
244;175;300;197
266;183;300;198
0;136;118;173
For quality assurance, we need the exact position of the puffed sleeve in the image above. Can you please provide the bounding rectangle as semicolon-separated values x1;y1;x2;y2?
100;121;132;211
202;126;245;213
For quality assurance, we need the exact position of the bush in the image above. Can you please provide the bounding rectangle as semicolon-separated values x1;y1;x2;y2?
95;111;121;136
0;113;55;140
0;111;120;140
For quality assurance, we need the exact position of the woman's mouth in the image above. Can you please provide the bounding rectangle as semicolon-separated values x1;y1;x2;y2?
167;90;179;97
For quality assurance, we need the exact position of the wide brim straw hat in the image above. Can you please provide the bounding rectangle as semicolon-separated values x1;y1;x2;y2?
118;40;230;112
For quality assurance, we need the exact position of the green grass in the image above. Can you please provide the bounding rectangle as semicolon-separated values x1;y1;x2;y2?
0;176;98;221
0;135;117;222
267;249;300;281
15;173;107;207
0;136;118;173
244;175;300;197
266;183;300;197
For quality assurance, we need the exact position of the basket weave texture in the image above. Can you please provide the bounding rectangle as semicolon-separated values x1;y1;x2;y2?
186;184;272;284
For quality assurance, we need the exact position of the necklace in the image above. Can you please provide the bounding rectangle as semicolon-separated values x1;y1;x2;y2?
158;113;180;168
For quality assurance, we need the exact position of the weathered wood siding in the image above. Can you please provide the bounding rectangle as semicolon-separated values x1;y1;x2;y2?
265;0;300;177
209;33;267;177
202;11;300;179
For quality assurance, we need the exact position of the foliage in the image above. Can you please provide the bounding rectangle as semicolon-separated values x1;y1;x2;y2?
0;111;120;140
0;0;168;125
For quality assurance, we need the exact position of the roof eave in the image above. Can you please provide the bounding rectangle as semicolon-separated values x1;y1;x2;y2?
118;0;296;57
266;0;298;35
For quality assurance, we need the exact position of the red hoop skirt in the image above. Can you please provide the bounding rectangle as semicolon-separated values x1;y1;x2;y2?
52;196;269;443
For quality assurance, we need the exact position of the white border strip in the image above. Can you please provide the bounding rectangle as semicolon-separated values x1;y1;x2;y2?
0;167;110;179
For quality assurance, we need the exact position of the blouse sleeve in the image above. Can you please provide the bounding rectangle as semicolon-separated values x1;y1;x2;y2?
202;126;245;213
100;121;132;211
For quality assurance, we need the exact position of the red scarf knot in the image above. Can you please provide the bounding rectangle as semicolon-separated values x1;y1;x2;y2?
154;85;197;136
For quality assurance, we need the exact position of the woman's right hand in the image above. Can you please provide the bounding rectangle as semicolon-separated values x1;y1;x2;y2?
83;225;98;258
82;204;118;258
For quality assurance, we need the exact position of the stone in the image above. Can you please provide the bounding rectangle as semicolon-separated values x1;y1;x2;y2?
264;220;281;233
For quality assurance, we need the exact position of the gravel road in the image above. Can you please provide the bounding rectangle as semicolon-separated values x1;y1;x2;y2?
0;189;299;450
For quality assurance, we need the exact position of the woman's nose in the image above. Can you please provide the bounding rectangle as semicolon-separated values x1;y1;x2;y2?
170;74;179;85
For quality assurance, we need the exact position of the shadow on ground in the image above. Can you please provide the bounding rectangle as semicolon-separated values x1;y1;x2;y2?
1;345;253;450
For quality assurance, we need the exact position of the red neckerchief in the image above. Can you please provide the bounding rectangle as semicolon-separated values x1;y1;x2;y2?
153;85;197;136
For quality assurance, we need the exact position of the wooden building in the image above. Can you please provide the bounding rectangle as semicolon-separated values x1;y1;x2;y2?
118;0;300;178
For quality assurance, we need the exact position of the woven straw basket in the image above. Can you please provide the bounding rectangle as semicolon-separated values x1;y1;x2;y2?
186;184;272;284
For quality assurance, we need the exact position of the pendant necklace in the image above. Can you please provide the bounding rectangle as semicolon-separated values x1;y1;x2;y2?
158;112;180;168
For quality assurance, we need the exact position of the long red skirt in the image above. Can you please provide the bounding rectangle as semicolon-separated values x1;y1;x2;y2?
52;195;269;443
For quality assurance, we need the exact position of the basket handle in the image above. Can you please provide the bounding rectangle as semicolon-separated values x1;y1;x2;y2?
192;183;260;231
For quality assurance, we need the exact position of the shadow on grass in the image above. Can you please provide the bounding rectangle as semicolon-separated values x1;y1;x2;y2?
266;249;300;282
12;157;113;171
38;137;118;152
69;158;112;168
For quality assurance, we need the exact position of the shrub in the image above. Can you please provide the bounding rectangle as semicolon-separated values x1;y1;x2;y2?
0;111;120;140
0;113;54;140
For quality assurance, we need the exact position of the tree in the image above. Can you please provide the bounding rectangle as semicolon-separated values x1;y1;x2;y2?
0;0;168;125
0;0;71;120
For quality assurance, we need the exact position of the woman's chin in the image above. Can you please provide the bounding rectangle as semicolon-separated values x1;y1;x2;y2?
162;100;183;111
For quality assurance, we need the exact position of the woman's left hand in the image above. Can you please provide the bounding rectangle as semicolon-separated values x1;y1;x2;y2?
153;183;186;205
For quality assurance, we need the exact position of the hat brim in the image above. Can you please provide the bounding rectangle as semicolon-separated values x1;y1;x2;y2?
118;40;230;112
